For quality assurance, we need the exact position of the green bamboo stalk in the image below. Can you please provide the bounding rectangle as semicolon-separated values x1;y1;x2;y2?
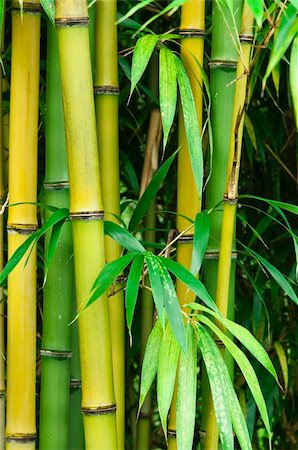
39;21;73;450
55;1;117;448
201;1;243;448
94;2;124;448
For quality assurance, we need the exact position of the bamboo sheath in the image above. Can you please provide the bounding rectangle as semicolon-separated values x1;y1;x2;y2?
94;2;124;448
55;1;117;448
39;22;73;449
5;2;40;449
168;2;205;448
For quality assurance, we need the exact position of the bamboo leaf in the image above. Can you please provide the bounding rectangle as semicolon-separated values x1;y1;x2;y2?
139;318;163;412
159;47;177;150
40;0;55;25
129;34;159;101
188;302;278;381
239;195;298;215
104;220;146;252
86;253;138;310
0;0;4;37
157;321;180;438
43;219;67;286
197;325;234;450
177;325;197;450
159;261;187;351
126;253;144;334
175;56;203;199
128;151;177;232
198;315;271;442
190;211;211;275
243;245;298;305
274;341;288;391
158;256;219;313
263;6;298;91
0;208;69;286
145;253;165;327
247;0;264;29
290;34;298;127
117;0;153;25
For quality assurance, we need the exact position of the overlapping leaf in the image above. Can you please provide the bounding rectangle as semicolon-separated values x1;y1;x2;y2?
126;253;144;335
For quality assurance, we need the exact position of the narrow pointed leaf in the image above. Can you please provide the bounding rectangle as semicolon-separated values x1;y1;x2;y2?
197;325;234;450
158;256;219;313
145;253;164;327
0;208;69;286
126;253;144;332
188;302;278;381
0;0;5;37
239;195;298;215
177;325;197;450
274;342;288;391
139;318;163;411
159;47;177;150
190;211;211;275
130;34;159;100
104;220;146;252
157;321;180;438
247;0;264;28
40;0;55;25
159;261;186;351
175;55;203;198
243;245;298;305
85;253;138;310
198;315;271;440
129;151;177;232
290;34;298;127
117;0;153;24
44;219;67;284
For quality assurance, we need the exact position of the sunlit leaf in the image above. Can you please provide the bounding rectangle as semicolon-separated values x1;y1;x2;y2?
129;151;177;232
289;34;298;127
160;47;177;150
175;56;203;198
104;220;146;252
129;34;159;101
197;324;234;450
247;0;264;28
139;318;163;411
126;253;144;334
274;341;288;391
177;324;197;450
117;0;153;25
190;211;211;275
41;0;55;25
157;321;180;438
145;253;164;327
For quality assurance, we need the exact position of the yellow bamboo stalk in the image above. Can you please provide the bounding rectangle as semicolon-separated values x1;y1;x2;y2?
5;2;40;449
169;1;205;447
94;2;124;447
204;3;254;449
55;1;117;448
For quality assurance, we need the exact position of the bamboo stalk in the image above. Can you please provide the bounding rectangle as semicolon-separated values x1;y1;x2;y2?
39;21;73;449
6;2;40;449
55;1;117;448
94;2;124;448
168;1;205;447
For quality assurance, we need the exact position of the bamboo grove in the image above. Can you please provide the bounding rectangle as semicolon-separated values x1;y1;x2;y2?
0;0;297;449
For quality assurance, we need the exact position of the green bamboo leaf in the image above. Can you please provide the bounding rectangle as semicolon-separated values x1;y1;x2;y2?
129;34;159;101
43;219;67;286
177;325;197;450
117;0;153;25
0;208;69;286
239;195;298;215
158;256;219;313
243;245;298;305
139;318;163;412
86;253;138;310
157;321;180;438
290;0;298;9
247;0;264;29
198;315;271;442
159;261;187;351
40;0;55;25
263;6;298;91
274;342;288;391
290;34;298;127
175;56;203;199
128;151;177;232
197;325;234;450
190;211;211;275
188;302;278;381
145;253;164;327
104;220;145;252
159;47;177;150
0;0;4;37
126;253;144;334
